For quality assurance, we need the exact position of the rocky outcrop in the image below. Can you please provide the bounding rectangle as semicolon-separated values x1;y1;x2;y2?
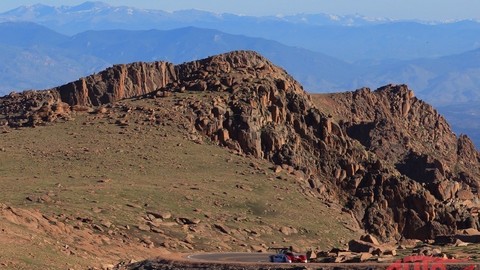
0;90;69;127
57;61;177;106
1;50;479;243
165;51;366;204
312;85;480;240
0;62;176;126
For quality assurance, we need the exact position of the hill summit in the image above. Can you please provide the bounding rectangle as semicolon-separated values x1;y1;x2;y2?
1;50;479;242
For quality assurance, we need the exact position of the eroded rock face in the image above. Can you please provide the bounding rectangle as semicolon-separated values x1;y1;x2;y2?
0;62;177;126
168;51;365;205
312;85;480;240
57;62;177;106
1;50;479;242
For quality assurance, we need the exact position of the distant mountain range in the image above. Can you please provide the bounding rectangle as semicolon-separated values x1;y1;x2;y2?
0;22;108;92
0;22;352;94
0;1;390;33
2;21;479;104
0;2;478;147
2;2;480;62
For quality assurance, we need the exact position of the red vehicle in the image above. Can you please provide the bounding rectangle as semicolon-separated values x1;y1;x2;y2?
269;247;308;263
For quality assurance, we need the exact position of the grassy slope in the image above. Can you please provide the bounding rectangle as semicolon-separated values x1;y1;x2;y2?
0;93;360;269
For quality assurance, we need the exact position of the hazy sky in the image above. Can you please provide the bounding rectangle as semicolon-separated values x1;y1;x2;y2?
0;0;479;21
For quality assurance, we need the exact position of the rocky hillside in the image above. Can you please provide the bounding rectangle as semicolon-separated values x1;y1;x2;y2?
312;87;480;239
1;50;479;243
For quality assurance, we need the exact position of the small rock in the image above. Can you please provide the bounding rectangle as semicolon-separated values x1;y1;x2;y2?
101;220;112;228
348;239;376;253
372;247;386;256
337;251;354;257
397;239;420;248
147;219;163;228
306;250;317;260
214;223;230;234
234;216;247;222
40;194;53;203
26;196;37;202
98;178;112;183
463;228;480;235
126;203;142;209
432;248;442;256
92;224;104;232
160;222;177;227
360;234;380;246
236;184;253;191
251;245;267;252
178;217;201;225
279;226;298;236
102;264;115;270
383;249;397;256
454;239;469;247
146;211;172;220
96;107;108;114
377;255;395;263
359;252;373;262
137;224;151;232
151;228;164;234
141;238;154;248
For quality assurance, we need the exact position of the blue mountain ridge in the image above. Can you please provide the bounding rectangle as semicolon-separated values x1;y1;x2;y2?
0;2;478;147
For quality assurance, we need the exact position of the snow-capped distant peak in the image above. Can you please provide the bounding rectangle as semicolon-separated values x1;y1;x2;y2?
63;1;111;13
328;15;340;21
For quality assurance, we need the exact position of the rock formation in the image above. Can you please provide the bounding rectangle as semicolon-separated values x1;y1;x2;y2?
57;62;177;106
313;86;480;239
1;50;479;242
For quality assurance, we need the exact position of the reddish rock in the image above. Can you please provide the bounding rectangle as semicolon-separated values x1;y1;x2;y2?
57;62;177;106
279;226;298;236
358;252;373;262
214;223;230;234
462;228;480;235
218;129;230;143
457;189;475;200
360;234;380;246
348;239;376;253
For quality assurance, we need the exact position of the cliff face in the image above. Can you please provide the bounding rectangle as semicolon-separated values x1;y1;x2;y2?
1;50;479;241
0;61;177;127
312;86;480;239
57;61;177;106
313;85;480;196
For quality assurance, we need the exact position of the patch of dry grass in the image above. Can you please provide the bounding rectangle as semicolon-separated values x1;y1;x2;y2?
0;93;361;269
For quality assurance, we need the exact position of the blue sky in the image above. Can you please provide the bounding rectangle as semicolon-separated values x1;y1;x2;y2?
0;0;479;20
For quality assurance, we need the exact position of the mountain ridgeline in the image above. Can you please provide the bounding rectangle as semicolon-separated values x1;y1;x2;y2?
0;21;479;148
1;51;479;241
